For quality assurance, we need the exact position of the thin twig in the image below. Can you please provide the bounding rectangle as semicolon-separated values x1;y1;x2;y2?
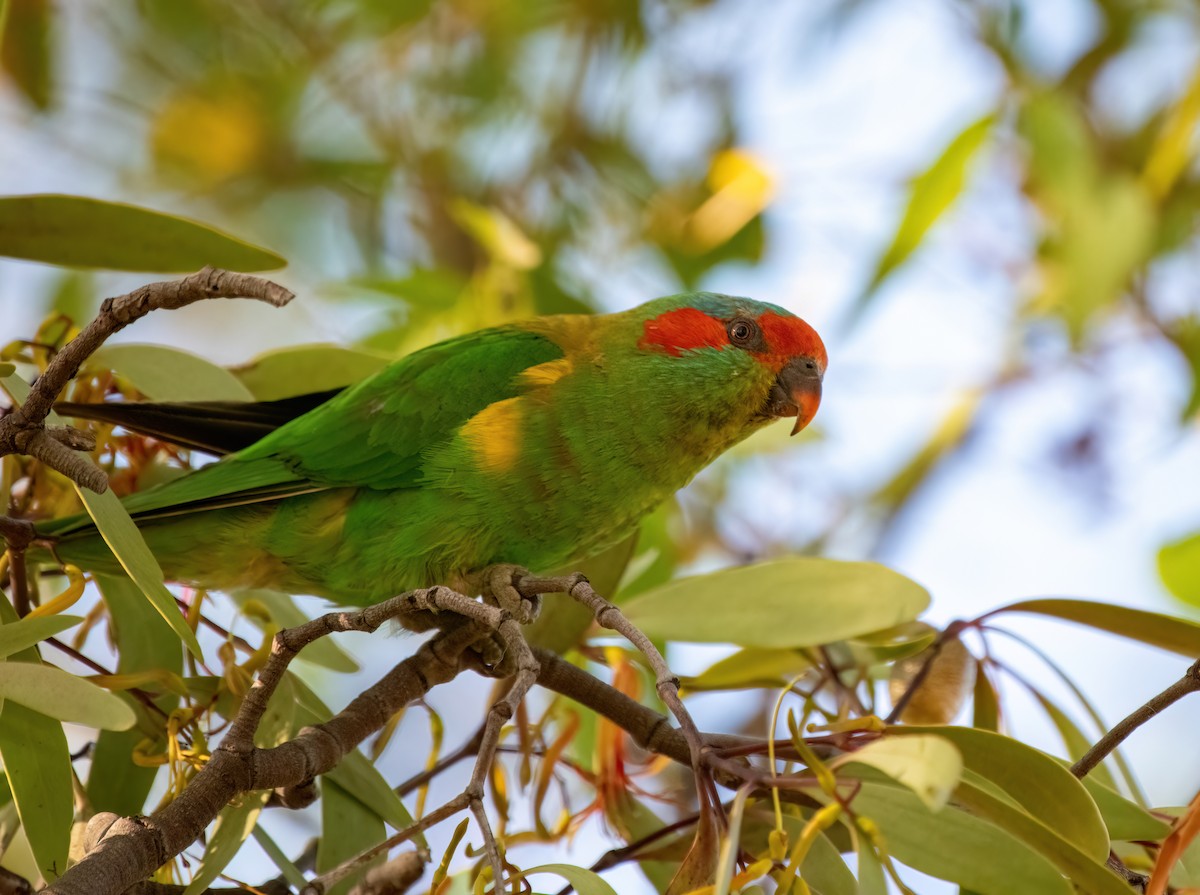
517;573;724;824
1072;659;1200;779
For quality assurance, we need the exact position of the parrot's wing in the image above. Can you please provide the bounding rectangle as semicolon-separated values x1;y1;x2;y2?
234;324;564;490
43;325;564;538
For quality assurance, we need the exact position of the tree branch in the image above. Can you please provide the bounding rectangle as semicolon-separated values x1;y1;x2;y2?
0;267;293;492
45;590;486;895
1071;659;1200;779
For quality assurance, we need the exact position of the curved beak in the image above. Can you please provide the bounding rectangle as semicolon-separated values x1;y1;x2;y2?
774;357;823;436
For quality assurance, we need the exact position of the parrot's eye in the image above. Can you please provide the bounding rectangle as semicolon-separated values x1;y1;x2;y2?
727;318;759;347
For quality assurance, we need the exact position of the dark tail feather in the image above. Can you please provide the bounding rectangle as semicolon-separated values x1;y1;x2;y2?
55;389;344;456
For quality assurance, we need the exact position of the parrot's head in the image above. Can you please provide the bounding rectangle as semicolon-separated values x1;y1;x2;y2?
630;292;827;437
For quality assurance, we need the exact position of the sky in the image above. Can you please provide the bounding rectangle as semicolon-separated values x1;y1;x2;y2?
2;0;1200;892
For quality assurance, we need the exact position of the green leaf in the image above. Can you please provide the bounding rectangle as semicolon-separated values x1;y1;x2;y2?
88;574;182;816
971;660;999;732
0;702;70;881
88;344;255;402
838;734;963;811
251;826;309;891
1159;531;1200;606
0;194;285;272
0;662;135;729
682;647;810;692
0;614;80;658
844;781;1071;895
987;598;1200;657
952;779;1129;895
853;115;994;320
231;590;358;673
855;829;888;895
803;831;858;895
318;779;384;895
0;0;53;110
889;726;1109;860
73;486;203;660
518;864;619;895
1025;684;1119;792
233;344;388;400
181;791;271;895
622;558;930;648
1074;771;1170;842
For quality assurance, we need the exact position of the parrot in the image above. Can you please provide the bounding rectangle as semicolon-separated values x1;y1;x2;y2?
31;291;826;610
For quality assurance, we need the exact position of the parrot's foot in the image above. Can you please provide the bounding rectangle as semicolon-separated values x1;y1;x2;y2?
478;563;542;625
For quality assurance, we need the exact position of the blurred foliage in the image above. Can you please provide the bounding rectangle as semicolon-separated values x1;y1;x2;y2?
4;0;1200;893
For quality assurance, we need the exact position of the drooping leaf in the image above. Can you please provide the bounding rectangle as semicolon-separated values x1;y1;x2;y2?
318;779;384;895
802;830;858;895
1142;62;1200;200
232;344;388;400
952;779;1129;894
0;662;135;729
0;0;53;110
844;780;1071;895
88;344;255;402
852;115;994;321
0;613;80;659
838;734;963;811
88;574;182;816
622;558;930;648
518;864;620;895
0;598;71;883
74;485;203;660
0;194;285;271
987;598;1200;657
0;702;71;881
1073;768;1170;843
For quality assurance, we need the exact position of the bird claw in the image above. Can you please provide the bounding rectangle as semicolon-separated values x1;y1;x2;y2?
480;563;542;626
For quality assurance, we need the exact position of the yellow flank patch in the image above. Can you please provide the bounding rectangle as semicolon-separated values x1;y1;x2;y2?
520;357;574;389
462;397;523;472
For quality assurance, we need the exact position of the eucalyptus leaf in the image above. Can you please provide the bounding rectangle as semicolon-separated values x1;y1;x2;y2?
890;725;1109;860
988;598;1200;657
0;662;135;729
89;344;254;402
518;864;619;895
0;614;81;659
622;558;930;648
0;194;285;271
844;781;1071;895
233;344;387;400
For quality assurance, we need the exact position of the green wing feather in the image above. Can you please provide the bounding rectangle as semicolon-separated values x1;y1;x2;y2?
42;325;564;539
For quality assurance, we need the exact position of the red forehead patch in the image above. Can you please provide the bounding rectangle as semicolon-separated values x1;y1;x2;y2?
760;312;828;368
639;307;728;357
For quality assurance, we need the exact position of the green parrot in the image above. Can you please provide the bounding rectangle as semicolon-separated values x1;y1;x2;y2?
34;292;826;608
